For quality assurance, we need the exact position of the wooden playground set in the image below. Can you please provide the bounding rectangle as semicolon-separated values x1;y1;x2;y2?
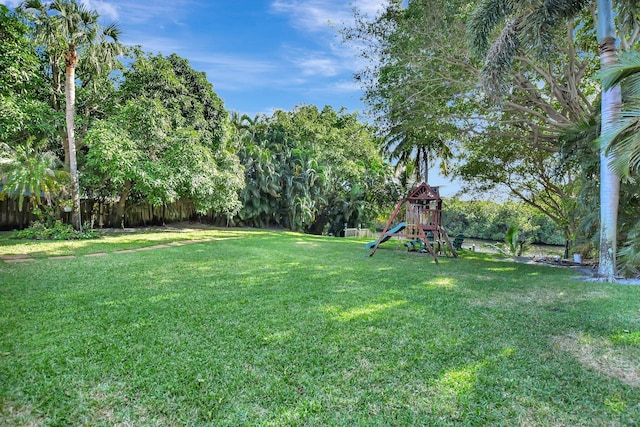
367;183;462;264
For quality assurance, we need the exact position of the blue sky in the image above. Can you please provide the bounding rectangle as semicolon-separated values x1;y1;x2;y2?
7;0;462;195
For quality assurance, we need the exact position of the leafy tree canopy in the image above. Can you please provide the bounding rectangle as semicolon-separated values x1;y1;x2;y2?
0;5;59;146
230;105;398;234
83;51;243;216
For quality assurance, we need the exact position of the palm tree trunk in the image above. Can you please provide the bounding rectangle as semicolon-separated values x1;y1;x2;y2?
597;0;620;281
424;154;429;184
65;46;81;229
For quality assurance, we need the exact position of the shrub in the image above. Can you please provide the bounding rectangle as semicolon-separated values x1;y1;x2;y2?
11;221;98;240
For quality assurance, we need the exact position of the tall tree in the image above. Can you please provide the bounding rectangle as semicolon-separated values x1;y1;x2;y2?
0;5;58;146
593;50;640;275
468;0;640;280
0;5;40;98
345;0;596;244
84;51;243;222
20;0;123;229
596;0;621;279
343;1;466;186
382;125;452;185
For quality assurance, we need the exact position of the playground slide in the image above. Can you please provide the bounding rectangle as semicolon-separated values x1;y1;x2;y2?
365;222;407;250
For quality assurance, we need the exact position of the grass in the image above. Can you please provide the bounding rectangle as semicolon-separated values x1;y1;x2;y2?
0;227;639;426
0;226;246;258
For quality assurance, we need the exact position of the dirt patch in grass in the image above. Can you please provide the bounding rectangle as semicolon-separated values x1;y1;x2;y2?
469;288;608;309
0;400;45;426
552;332;640;387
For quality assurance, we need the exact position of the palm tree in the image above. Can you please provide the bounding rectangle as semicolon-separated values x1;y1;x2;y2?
596;49;640;275
468;0;634;281
0;139;70;211
382;125;452;186
599;51;640;176
595;0;622;280
20;0;122;229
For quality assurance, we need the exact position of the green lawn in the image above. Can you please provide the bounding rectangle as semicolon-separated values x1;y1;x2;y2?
1;228;638;426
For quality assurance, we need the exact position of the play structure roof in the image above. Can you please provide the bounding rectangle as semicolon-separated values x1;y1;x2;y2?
406;182;441;203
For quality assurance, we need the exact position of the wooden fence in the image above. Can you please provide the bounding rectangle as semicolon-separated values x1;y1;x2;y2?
344;227;373;239
0;198;35;230
0;198;204;230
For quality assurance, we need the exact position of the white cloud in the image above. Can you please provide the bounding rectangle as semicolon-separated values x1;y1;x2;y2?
269;0;386;77
192;54;277;74
267;1;367;83
329;79;360;92
121;33;183;54
190;53;286;91
6;0;188;25
270;0;352;32
270;0;389;32
81;0;119;21
351;0;389;18
4;0;119;19
297;56;340;76
95;0;194;25
190;52;281;85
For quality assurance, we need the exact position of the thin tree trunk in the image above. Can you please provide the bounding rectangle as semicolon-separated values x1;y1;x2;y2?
51;58;71;170
597;0;620;281
65;46;81;229
117;180;132;228
424;154;429;184
51;57;62;113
